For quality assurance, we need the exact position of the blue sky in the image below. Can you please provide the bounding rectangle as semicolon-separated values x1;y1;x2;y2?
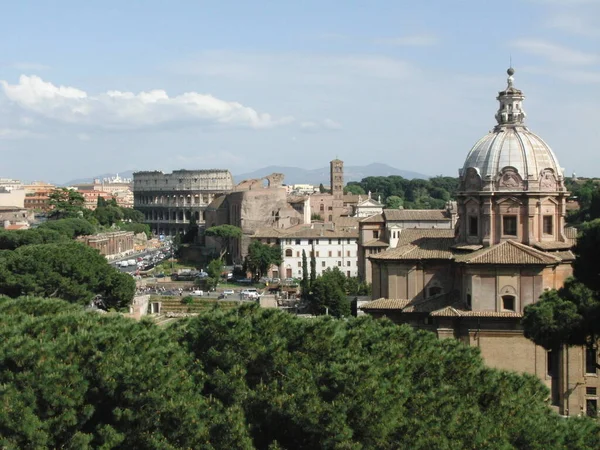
1;0;599;182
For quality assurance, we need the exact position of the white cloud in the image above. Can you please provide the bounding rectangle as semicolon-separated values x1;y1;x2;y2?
0;75;293;130
77;133;91;141
300;118;342;133
511;38;598;65
373;34;438;46
0;128;41;139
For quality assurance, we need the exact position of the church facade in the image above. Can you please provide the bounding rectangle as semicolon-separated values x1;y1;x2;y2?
361;68;598;417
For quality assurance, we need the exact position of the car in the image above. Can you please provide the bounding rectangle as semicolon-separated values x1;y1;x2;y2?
241;288;260;299
223;289;234;296
191;290;204;296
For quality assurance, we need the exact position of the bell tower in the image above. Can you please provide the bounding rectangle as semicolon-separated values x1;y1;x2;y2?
330;159;344;219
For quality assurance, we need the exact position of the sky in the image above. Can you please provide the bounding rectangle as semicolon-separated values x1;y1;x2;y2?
0;0;599;183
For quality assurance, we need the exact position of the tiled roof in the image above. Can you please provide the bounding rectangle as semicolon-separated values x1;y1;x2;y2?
451;243;484;251
359;298;411;310
254;224;358;239
455;240;560;265
552;250;576;261
532;241;573;250
333;216;359;228
360;213;384;223
383;209;450;221
431;309;523;318
363;238;389;247
370;229;455;260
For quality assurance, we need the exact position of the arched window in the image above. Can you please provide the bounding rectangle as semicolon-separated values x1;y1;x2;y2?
285;248;293;257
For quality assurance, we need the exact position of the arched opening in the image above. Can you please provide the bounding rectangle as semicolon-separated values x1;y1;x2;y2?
285;248;293;257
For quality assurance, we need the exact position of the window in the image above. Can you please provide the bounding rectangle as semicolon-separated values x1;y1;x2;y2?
316;251;320;257
468;216;478;236
547;350;554;377
347;261;351;267
347;271;351;277
587;387;597;396
338;251;342;257
338;261;342;267
295;239;301;245
308;239;313;245
315;239;319;245
296;251;300;257
297;262;301;267
586;345;597;374
322;261;326;267
586;399;598;418
466;294;472;308
328;251;332;257
501;295;516;311
347;250;351;257
328;239;332;245
285;249;293;257
338;239;341;245
543;215;553;235
428;286;442;297
503;216;517;236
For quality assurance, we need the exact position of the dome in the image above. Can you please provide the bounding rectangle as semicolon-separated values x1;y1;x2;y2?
459;68;564;193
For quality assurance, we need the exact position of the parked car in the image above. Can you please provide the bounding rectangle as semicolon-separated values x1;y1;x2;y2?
223;289;234;296
191;290;204;296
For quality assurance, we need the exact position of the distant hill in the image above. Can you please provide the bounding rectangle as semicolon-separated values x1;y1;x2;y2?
62;164;429;187
233;163;430;185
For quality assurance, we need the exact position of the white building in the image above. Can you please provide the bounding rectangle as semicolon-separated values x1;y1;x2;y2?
252;223;359;279
353;192;384;218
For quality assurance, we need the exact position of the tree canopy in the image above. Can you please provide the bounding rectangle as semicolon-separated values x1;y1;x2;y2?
244;241;282;281
205;225;243;261
523;220;600;353
48;188;86;219
345;175;458;210
1;299;599;448
0;242;135;309
38;217;96;239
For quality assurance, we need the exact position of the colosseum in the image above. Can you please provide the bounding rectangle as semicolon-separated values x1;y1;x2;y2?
133;169;234;236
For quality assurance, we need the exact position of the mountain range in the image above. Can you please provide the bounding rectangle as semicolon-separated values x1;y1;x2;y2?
62;163;430;187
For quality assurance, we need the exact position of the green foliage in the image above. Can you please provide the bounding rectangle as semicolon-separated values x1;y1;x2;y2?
245;241;282;281
48;188;86;219
308;267;351;317
0;242;135;309
121;208;145;223
348;175;457;210
205;225;243;262
310;213;323;221
318;183;328;194
0;228;68;250
174;305;600;449
182;295;194;305
38;217;96;239
206;258;224;290
523;220;600;350
0;297;249;449
1;299;599;448
301;250;309;298
205;224;243;240
118;221;150;237
93;205;124;227
385;195;404;209
344;184;365;195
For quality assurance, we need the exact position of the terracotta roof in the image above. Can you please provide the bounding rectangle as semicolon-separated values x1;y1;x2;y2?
401;293;456;313
359;298;411;310
455;240;560;265
360;213;384;223
363;238;389;247
343;194;361;204
532;241;573;250
333;216;359;228
3;224;29;230
451;243;484;251
370;229;455;261
383;209;450;221
552;250;576;261
254;224;358;239
431;309;523;318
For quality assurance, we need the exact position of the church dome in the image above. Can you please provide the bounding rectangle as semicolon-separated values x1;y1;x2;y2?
459;68;565;193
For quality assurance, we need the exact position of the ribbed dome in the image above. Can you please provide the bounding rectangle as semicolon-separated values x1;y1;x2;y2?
459;68;564;193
